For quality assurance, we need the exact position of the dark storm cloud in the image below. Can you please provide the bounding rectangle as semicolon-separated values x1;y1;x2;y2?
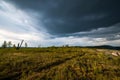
8;0;120;35
69;23;120;41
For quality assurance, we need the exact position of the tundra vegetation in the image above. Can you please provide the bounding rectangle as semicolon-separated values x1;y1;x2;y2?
0;42;120;80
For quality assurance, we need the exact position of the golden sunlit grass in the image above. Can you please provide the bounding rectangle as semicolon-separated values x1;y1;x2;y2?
0;47;120;80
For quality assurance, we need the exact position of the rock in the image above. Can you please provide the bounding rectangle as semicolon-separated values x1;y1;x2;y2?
112;52;120;56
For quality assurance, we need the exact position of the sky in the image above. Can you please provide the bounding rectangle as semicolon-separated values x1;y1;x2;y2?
0;0;120;47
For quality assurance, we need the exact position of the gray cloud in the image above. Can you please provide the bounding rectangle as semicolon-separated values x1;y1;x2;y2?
1;0;120;46
8;0;120;35
70;23;120;41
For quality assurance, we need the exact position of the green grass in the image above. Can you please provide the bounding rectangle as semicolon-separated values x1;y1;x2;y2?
0;47;120;80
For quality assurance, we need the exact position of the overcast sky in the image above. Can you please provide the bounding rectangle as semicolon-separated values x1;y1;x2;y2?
0;0;120;47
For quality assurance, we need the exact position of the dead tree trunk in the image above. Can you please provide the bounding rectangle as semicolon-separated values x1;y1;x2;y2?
16;40;24;50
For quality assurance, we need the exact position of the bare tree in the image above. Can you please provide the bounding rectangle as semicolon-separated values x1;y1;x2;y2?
16;40;24;50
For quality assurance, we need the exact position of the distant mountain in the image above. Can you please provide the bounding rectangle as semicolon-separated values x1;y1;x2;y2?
87;45;120;50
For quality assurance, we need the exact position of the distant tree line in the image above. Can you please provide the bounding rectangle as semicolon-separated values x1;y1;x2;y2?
1;40;28;49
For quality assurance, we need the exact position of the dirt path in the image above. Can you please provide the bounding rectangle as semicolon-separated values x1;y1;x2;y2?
33;53;86;72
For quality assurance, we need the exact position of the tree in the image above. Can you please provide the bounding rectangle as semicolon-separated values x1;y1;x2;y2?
25;42;28;48
2;41;7;48
38;44;41;48
8;41;12;48
16;43;20;49
13;44;16;48
65;44;69;47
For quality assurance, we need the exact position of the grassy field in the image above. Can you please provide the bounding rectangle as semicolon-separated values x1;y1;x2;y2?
0;47;120;80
